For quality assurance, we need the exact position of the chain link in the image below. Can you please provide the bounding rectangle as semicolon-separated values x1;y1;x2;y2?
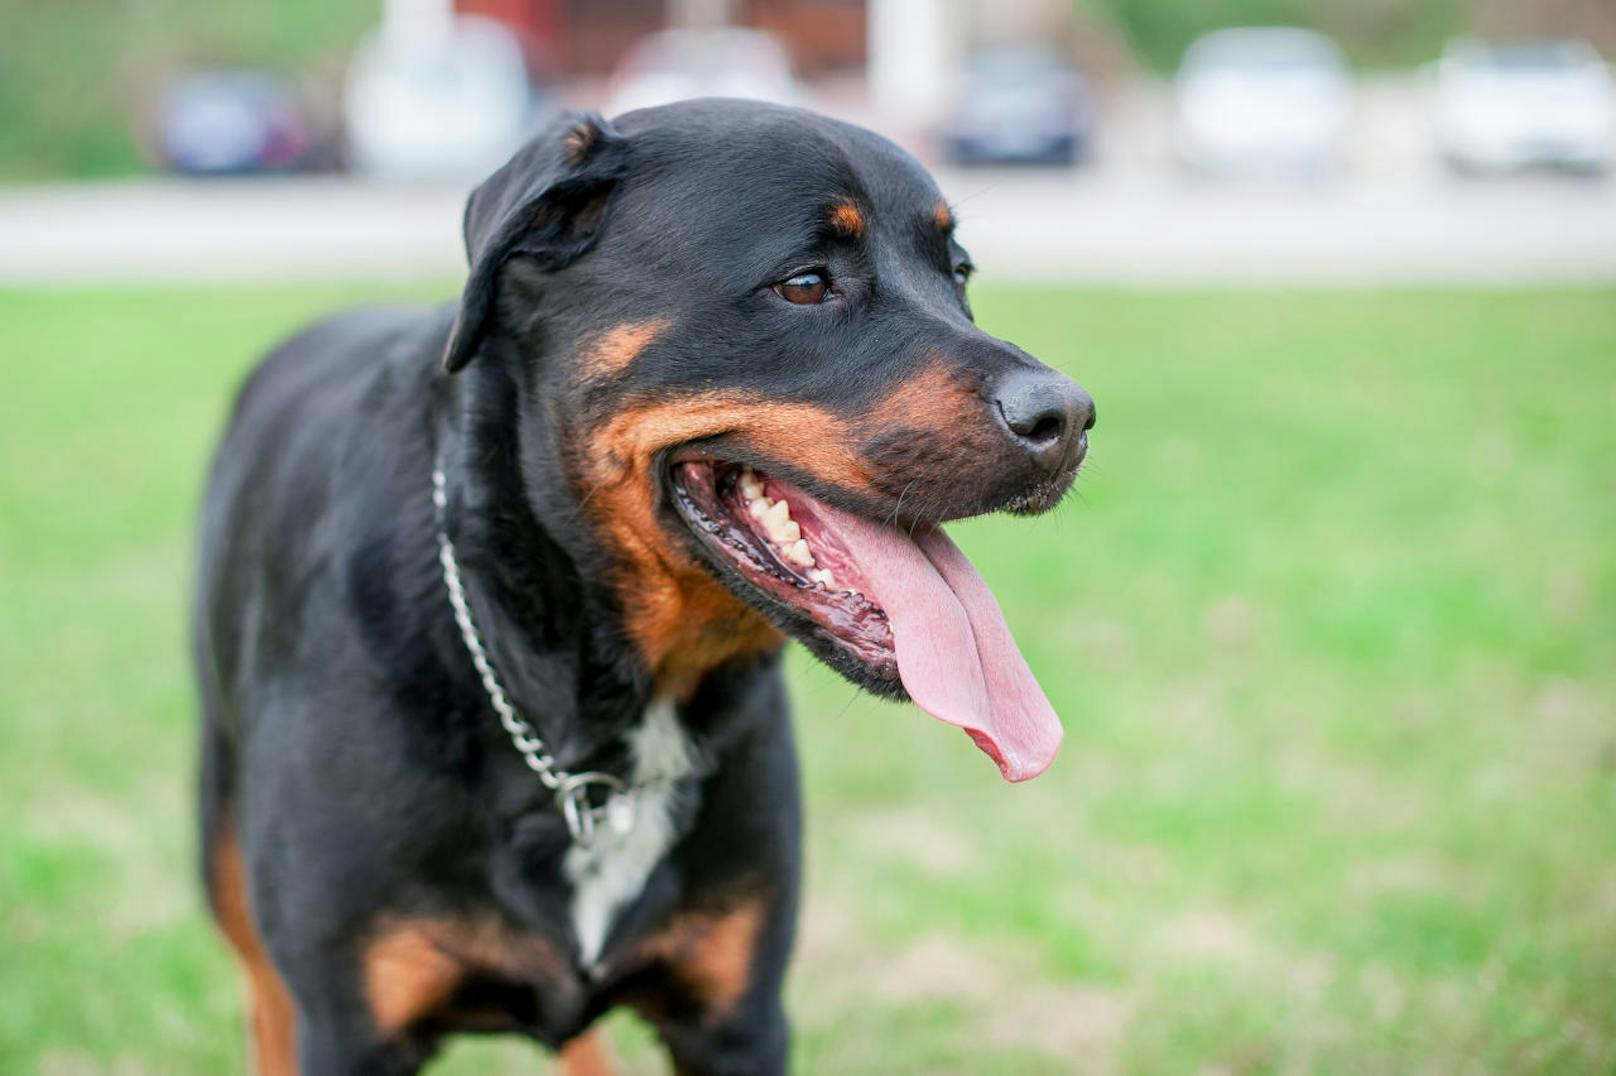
433;468;631;846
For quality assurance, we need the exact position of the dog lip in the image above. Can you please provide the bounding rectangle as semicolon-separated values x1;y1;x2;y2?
664;441;1083;534
666;444;726;467
664;448;878;523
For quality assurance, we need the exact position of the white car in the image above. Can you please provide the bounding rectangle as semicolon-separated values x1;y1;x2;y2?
1436;38;1616;175
605;29;802;118
1174;28;1352;177
344;15;542;182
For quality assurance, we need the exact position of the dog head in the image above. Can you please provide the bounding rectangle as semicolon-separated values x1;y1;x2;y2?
445;100;1094;781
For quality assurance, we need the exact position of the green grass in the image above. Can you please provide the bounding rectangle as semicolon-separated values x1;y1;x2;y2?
2;284;1614;1073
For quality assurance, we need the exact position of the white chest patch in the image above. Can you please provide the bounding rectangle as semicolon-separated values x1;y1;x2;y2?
563;699;696;969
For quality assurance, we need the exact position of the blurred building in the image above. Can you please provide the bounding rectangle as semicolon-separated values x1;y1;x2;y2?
1473;0;1616;56
451;0;1093;128
454;0;867;78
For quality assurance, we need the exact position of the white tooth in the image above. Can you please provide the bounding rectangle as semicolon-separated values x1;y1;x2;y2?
810;568;837;589
748;495;772;519
763;513;796;544
785;539;815;567
763;499;792;529
739;470;762;498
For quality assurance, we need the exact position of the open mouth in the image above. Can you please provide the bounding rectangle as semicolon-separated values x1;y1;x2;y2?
669;458;1062;782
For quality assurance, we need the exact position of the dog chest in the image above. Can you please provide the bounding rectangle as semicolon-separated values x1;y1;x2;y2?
562;698;696;969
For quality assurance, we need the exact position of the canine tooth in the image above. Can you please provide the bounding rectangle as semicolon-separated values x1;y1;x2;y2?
738;470;762;499
784;539;815;567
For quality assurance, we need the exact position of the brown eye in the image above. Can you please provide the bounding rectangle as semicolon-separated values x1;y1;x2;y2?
774;271;829;305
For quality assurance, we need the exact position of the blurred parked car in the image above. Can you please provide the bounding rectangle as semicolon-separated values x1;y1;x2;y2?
344;14;545;182
151;71;313;175
1174;28;1351;178
605;28;801;117
944;47;1093;167
1435;38;1616;175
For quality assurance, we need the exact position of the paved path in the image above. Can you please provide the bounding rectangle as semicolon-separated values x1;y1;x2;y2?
938;169;1616;285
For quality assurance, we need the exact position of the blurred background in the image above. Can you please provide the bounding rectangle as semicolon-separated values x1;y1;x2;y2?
2;0;1613;1073
5;0;1616;281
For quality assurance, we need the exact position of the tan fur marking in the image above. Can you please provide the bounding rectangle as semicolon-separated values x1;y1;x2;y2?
577;319;671;381
363;926;464;1033
638;899;767;1020
868;361;980;432
934;199;954;232
579;394;874;687
564;120;601;165
211;822;298;1076
829;200;866;238
361;917;564;1033
557;1029;619;1076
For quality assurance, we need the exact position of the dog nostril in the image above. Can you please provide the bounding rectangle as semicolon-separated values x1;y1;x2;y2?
994;372;1092;462
1020;413;1064;445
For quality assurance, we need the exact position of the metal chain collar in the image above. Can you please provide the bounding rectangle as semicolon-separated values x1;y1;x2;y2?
432;468;634;848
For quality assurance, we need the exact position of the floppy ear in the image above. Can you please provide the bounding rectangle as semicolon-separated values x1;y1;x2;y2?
442;112;628;373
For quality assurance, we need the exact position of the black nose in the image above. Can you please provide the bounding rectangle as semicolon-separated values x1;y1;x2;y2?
992;369;1095;468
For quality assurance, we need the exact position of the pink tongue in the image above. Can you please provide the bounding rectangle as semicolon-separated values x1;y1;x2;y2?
811;504;1063;781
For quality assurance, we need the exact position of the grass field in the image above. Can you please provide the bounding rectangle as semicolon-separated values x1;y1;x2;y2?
2;284;1613;1074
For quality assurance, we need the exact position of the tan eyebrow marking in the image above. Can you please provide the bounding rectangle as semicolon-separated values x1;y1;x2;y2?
828;200;866;238
934;199;954;232
563;118;602;164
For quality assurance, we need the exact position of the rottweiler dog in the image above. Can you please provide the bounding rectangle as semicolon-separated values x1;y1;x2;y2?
194;99;1094;1075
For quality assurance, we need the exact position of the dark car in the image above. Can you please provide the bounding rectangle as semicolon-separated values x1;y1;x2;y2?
945;47;1092;167
151;70;313;175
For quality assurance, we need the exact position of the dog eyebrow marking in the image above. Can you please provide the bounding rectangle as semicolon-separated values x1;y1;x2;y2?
564;118;604;165
577;318;672;381
828;200;867;238
934;199;954;233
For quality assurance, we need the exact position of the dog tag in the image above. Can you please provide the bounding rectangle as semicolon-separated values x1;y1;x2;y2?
606;792;636;835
